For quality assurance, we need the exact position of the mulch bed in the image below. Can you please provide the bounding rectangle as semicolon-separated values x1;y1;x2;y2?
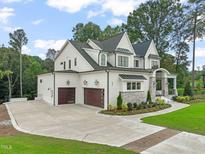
0;104;20;136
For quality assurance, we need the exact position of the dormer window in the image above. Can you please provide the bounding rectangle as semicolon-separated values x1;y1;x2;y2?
100;54;106;66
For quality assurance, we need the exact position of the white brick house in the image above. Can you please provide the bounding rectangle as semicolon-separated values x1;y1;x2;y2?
37;32;177;109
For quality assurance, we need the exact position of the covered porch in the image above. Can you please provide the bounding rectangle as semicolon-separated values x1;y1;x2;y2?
150;68;177;100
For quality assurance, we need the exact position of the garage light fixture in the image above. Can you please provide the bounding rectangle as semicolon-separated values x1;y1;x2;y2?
95;80;99;85
83;80;88;85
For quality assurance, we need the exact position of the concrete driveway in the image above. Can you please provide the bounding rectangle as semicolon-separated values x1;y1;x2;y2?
6;101;165;146
7;100;205;154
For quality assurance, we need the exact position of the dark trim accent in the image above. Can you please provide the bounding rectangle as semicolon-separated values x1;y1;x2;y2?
98;51;101;65
53;72;56;106
106;70;109;110
143;57;145;69
115;53;117;67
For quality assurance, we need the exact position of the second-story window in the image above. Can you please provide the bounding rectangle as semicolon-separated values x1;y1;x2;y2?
101;54;106;66
69;60;71;69
151;60;159;69
134;60;139;67
74;58;77;66
118;56;128;67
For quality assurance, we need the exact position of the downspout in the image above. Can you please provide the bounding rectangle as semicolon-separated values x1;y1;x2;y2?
106;70;110;110
53;72;56;106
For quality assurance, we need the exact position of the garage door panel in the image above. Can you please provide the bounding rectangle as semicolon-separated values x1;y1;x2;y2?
58;88;75;105
84;88;104;108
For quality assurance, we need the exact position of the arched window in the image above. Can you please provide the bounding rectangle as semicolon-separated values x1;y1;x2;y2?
101;54;106;66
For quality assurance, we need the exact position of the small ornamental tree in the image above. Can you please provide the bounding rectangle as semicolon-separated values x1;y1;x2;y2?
117;93;123;110
184;82;193;96
146;90;152;103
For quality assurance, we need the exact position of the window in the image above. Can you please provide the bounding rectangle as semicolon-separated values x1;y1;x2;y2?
101;54;106;66
151;61;159;69
69;60;71;69
132;82;136;90
74;58;77;66
137;82;141;90
63;61;66;70
118;56;128;67
127;82;141;90
127;82;132;90
134;60;139;67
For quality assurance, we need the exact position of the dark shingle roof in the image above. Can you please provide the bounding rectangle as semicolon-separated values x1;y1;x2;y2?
91;32;125;52
119;74;147;80
132;40;152;57
148;54;160;59
70;41;100;69
55;70;79;73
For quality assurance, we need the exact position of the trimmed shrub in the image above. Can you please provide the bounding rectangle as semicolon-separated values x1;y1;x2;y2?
133;103;137;108
184;82;193;96
127;103;133;111
176;96;190;103
117;93;123;110
155;97;165;105
146;90;152;103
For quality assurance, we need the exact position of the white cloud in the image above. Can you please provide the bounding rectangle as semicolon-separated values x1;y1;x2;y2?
0;7;15;24
22;45;31;54
196;47;205;57
33;39;66;50
0;0;33;3
101;0;144;17
46;0;146;17
46;0;98;13
87;10;104;19
2;26;21;32
108;18;124;26
32;19;44;25
38;53;46;59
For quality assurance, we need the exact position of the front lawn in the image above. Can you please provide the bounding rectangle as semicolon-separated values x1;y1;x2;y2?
0;134;135;154
142;102;205;135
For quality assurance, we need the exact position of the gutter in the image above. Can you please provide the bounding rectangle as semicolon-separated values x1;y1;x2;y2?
53;72;56;106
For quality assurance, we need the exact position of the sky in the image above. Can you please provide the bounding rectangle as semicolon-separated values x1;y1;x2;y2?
0;0;204;70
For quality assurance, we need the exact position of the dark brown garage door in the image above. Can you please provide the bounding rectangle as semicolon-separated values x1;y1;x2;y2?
84;88;104;108
58;88;75;105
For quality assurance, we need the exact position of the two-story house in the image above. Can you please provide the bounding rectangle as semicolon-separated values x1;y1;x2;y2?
37;32;177;109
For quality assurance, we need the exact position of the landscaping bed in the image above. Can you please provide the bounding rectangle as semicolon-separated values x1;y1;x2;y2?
101;103;171;116
142;102;205;135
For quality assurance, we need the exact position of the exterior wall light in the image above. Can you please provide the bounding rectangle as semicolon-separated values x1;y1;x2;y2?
66;80;70;86
83;80;88;85
95;80;99;85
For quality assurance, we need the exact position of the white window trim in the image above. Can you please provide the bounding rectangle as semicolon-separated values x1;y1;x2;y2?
126;81;142;91
117;55;129;68
151;60;159;69
100;53;107;66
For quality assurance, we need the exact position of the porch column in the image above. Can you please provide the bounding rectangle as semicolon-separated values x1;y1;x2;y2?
174;77;178;96
149;77;156;101
163;77;169;97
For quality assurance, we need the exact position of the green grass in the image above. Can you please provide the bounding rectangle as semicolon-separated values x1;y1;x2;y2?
0;134;135;154
142;102;205;135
